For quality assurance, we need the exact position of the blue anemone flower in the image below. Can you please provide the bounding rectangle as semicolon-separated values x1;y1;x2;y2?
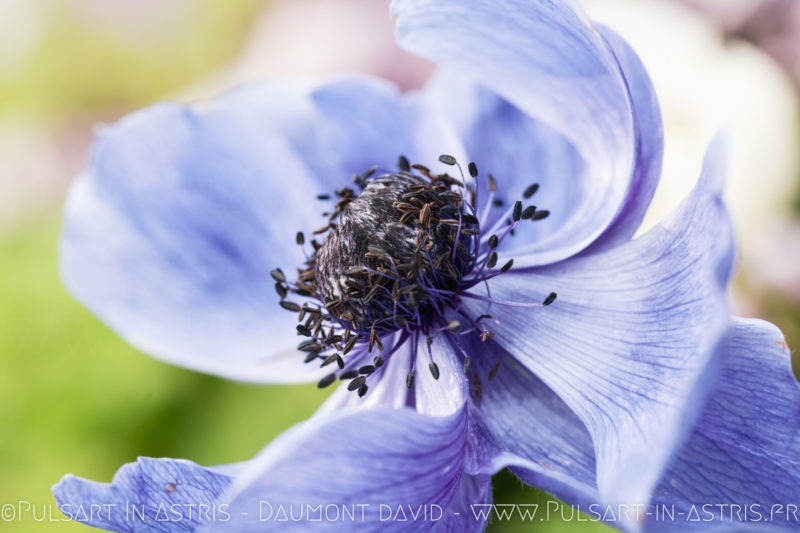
53;1;800;531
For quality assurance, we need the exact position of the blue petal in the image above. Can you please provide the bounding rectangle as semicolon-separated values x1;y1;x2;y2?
52;457;231;532
318;332;470;418
422;72;586;261
60;77;440;383
647;319;800;532
430;474;492;533
306;76;456;179
422;21;662;266
466;340;599;509
393;0;638;263
210;407;468;531
315;331;414;414
415;333;469;416
573;24;663;253
461;137;734;510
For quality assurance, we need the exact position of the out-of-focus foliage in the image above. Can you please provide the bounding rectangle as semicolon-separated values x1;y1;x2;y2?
0;0;261;119
0;217;327;532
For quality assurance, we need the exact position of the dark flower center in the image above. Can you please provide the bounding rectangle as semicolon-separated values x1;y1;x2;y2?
313;171;479;334
273;156;556;398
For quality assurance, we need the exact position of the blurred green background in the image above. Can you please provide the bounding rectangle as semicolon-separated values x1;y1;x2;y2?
1;1;798;532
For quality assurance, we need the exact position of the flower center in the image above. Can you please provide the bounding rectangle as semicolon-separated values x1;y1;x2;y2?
273;155;557;398
313;171;479;334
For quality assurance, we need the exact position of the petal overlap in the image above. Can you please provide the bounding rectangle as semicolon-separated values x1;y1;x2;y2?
462;138;733;510
394;0;640;264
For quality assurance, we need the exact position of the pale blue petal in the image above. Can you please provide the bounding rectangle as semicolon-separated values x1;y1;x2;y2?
466;340;598;508
646;319;800;532
210;407;469;532
314;331;414;415
583;25;663;252
52;457;231;532
421;22;662;265
415;333;468;416
60;77;441;383
393;0;637;264
306;76;457;179
461;137;733;510
422;71;585;260
430;474;492;533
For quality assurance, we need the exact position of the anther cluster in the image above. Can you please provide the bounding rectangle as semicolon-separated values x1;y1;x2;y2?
314;170;478;333
273;156;556;398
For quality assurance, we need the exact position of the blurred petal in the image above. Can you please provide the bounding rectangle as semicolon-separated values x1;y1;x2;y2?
61;77;442;384
648;319;800;531
461;137;733;510
53;457;231;532
212;407;468;531
394;0;637;263
305;76;458;179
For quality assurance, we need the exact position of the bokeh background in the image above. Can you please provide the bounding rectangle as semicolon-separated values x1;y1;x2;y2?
1;0;798;531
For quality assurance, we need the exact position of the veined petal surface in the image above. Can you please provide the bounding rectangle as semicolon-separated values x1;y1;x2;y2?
462;138;733;510
210;407;469;532
394;0;640;264
60;77;447;383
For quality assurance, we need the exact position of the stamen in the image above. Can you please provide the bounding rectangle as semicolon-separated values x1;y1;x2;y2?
270;268;286;283
522;183;539;199
470;373;483;402
488;362;501;381
321;353;339;367
275;154;556;401
347;376;367;391
280;301;302;312
438;154;457;166
521;206;537;220
274;283;287;299
317;373;337;389
512;201;522;222
429;361;440;380
340;370;360;380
